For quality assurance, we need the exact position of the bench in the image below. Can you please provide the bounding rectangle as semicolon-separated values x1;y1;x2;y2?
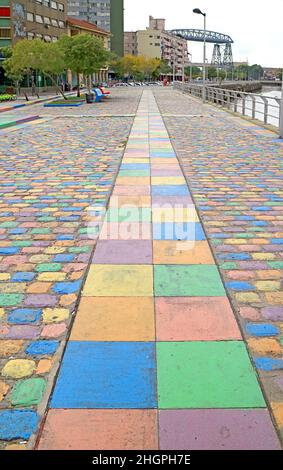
99;87;111;97
92;88;103;102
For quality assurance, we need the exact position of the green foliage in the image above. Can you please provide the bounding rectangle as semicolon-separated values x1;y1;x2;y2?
111;55;163;81
0;93;16;102
59;34;111;76
235;64;264;80
184;66;202;79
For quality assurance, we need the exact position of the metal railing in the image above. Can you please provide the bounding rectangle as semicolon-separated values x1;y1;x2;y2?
174;82;282;131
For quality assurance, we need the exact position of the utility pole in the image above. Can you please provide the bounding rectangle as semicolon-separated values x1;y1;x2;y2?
280;74;283;138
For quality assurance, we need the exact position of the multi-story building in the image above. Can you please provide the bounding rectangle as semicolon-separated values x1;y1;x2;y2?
66;16;110;86
0;0;67;49
124;16;189;78
67;0;124;56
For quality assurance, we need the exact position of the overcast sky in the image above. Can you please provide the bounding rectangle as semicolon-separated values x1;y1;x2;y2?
124;0;283;68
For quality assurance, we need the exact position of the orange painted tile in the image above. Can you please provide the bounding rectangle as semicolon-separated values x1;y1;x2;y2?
38;409;158;450
70;297;155;341
156;297;242;341
115;177;150;186
153;241;214;264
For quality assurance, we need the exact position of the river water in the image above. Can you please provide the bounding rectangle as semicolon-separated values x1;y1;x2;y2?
234;86;281;127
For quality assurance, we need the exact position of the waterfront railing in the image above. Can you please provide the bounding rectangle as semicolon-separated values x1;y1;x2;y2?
174;82;281;130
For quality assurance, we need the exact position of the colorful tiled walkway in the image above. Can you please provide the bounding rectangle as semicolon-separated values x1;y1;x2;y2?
37;91;281;450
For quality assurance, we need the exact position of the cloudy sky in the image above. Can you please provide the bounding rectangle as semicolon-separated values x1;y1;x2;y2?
124;0;283;67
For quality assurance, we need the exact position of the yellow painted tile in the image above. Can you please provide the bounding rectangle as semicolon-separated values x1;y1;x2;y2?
151;177;186;185
71;297;155;341
37;272;66;282
83;265;153;297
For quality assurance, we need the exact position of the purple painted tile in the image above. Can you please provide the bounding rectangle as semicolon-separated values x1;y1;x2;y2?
151;169;184;177
239;261;268;269
77;253;91;263
159;409;281;450
24;294;58;307
92;240;153;264
261;307;283;321
7;325;40;339
152;196;193;206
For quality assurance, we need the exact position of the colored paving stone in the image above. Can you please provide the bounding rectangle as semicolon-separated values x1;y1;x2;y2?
0;94;138;449
11;378;46;406
35;90;281;451
1;88;282;449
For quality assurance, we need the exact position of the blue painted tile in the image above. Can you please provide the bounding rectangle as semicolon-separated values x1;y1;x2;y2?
56;235;75;240
52;279;82;295
254;357;283;371
246;323;279;337
9;228;28;235
271;239;283;244
8;308;42;324
121;164;150;170
251;207;271;211
53;254;75;263
0;246;20;255
152;185;190;196
51;342;157;409
225;281;256;291
219;253;251;261
25;340;59;356
12;272;36;282
153;222;205;241
252;221;268;227
0;410;39;440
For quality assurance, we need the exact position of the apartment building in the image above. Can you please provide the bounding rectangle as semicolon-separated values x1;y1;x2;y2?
0;0;67;48
124;16;189;77
67;0;124;56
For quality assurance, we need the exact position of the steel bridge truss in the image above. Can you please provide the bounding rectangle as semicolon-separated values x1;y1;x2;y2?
171;29;234;67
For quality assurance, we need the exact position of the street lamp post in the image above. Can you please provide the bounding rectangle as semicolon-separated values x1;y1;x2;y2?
280;75;283;139
193;8;206;103
188;52;193;82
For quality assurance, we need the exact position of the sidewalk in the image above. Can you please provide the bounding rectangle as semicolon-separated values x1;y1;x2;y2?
37;90;280;450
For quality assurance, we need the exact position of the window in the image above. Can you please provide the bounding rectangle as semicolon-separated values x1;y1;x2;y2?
51;19;58;27
36;33;43;39
27;32;34;40
58;20;64;28
51;1;57;8
0;28;11;38
43;0;49;6
35;15;43;23
52;36;58;42
44;17;51;25
27;12;34;22
44;35;51;42
58;3;64;11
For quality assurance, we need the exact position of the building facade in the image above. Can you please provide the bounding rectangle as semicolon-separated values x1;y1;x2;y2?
124;16;189;78
66;16;110;86
67;0;123;56
0;0;67;49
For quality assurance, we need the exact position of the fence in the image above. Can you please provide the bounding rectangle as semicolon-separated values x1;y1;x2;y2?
174;82;282;131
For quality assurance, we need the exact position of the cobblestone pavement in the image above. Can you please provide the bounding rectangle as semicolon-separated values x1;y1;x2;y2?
1;88;141;120
154;88;283;442
0;91;140;448
0;87;282;449
37;90;280;450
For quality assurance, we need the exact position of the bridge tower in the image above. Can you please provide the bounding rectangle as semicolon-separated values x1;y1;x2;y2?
211;44;222;66
223;44;233;67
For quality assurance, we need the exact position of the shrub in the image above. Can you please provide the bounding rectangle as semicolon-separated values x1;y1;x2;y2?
0;94;16;102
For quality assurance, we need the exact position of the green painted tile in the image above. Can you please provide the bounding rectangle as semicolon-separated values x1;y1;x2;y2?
0;294;24;306
220;262;238;270
119;170;150;177
31;228;51;234
13;241;32;247
154;265;225;297
69;246;91;253
11;378;46;406
157;341;265;409
268;261;283;269
106;208;151;223
35;263;62;272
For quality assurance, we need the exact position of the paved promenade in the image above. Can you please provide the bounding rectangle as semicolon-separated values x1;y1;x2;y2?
0;88;282;449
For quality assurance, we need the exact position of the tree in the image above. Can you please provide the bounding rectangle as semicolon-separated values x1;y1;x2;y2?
184;65;201;79
277;70;282;80
3;39;66;99
249;64;264;80
59;34;111;96
208;67;217;81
